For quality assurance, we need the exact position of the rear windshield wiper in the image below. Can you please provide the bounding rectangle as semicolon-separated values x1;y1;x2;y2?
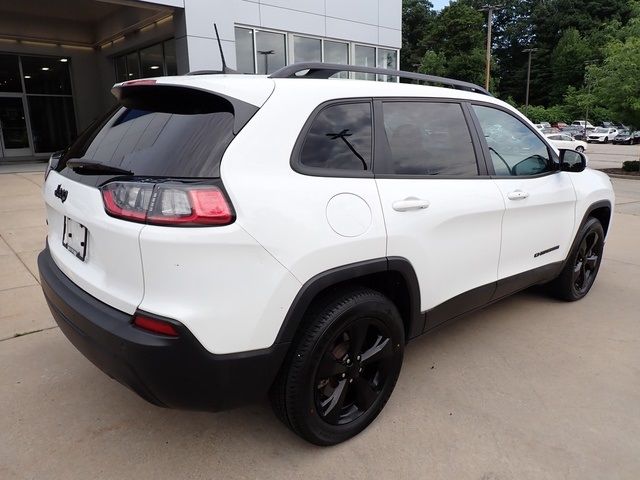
66;160;133;176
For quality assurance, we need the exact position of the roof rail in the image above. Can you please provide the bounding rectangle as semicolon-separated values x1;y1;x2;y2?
268;62;491;96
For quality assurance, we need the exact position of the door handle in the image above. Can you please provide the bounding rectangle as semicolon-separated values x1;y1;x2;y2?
392;198;430;212
507;190;530;200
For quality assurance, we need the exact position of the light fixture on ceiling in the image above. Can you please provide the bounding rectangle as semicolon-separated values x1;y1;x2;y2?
24;75;31;79
41;67;50;71
150;65;160;70
60;58;68;63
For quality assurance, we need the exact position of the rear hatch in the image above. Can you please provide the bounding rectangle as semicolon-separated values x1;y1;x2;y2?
44;76;273;313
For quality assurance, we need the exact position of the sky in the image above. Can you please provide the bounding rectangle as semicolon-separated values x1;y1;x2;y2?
432;0;450;10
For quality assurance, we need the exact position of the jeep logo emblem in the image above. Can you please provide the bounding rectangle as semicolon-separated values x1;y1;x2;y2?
54;184;68;203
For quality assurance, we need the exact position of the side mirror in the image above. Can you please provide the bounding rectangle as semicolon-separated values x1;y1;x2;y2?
559;149;587;172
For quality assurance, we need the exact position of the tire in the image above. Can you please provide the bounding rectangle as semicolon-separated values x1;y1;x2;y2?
550;217;604;301
604;137;608;144
575;146;584;153
270;287;405;445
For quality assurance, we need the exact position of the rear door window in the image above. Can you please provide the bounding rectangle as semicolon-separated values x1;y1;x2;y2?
379;101;478;176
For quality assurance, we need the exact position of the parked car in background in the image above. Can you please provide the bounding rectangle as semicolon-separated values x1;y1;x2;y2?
587;127;618;143
546;133;588;153
560;126;586;140
540;122;551;129
552;122;568;128
533;123;544;131
572;120;595;129
613;130;640;145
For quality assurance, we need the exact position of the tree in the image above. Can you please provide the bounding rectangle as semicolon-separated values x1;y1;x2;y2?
549;29;591;104
401;0;436;70
589;23;640;128
420;2;486;85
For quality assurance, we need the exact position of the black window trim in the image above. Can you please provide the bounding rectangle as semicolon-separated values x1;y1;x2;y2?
373;97;490;179
468;100;561;179
290;98;375;178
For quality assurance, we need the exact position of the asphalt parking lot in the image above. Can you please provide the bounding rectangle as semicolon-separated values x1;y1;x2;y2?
1;154;639;479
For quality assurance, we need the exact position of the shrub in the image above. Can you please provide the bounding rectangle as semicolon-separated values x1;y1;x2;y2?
622;160;640;172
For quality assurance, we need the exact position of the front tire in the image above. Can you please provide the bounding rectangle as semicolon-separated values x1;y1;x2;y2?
550;217;604;301
270;288;404;445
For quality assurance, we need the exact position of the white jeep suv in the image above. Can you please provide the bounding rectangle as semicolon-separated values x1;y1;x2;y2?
38;63;614;446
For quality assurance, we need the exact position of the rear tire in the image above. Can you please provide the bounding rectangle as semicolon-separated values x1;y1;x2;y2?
550;217;604;301
269;288;404;445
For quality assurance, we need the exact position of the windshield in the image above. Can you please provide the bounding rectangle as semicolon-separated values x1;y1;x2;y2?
593;127;608;133
619;130;630;136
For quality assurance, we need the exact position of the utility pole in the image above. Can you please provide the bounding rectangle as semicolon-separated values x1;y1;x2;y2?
479;4;503;91
523;47;538;117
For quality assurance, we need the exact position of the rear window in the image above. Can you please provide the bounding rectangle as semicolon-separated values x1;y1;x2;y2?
60;86;253;181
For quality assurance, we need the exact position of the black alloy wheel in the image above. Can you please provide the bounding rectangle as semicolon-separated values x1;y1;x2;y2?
572;230;601;296
315;317;394;425
270;288;404;445
550;217;604;301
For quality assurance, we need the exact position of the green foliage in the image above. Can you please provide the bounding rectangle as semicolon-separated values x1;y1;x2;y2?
414;2;487;86
588;18;640;129
401;0;640;127
549;29;591;104
622;161;640;172
418;50;446;77
401;0;436;71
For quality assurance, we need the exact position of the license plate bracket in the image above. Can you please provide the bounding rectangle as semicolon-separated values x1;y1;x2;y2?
62;216;88;261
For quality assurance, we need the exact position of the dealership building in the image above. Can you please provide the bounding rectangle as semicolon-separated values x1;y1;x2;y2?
0;0;401;163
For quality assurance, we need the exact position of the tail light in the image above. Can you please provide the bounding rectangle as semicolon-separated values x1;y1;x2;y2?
133;313;179;336
100;181;234;226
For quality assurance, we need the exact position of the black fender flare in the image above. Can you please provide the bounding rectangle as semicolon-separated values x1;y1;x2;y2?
563;199;612;268
274;257;423;345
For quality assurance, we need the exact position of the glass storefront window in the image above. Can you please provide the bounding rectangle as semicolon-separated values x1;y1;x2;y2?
27;96;77;153
140;43;164;79
21;56;72;95
115;56;128;83
323;40;349;79
114;39;179;81
126;52;141;80
235;27;255;74
377;48;398;82
256;30;286;74
324;40;348;64
354;45;376;81
293;36;321;63
164;40;177;76
0;54;22;92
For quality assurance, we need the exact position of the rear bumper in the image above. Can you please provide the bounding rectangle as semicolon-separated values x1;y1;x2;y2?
38;247;289;411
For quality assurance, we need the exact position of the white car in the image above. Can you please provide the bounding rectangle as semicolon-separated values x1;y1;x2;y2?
38;63;615;446
588;127;618;143
572;120;595;129
546;133;588;153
